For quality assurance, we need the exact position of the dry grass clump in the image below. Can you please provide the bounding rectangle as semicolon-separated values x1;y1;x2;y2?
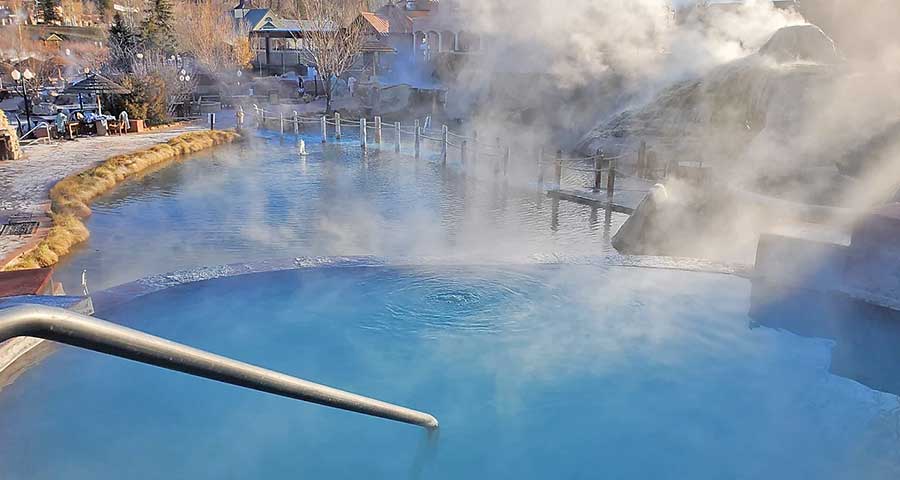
2;129;240;271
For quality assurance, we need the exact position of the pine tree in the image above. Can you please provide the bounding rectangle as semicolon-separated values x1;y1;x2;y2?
109;12;139;69
94;0;112;14
141;0;177;54
39;0;59;24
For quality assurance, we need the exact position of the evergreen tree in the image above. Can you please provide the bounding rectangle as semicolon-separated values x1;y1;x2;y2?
39;0;59;24
109;12;139;69
141;0;177;54
94;0;112;14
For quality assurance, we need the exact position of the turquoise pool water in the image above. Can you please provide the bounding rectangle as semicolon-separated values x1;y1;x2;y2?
55;133;625;290
2;265;899;479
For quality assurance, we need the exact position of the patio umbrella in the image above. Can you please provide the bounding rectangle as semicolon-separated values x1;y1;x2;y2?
64;73;130;116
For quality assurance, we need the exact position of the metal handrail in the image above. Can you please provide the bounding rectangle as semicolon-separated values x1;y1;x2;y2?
0;304;438;430
19;122;52;146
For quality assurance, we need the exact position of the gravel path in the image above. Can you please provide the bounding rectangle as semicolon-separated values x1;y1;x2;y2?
0;123;203;265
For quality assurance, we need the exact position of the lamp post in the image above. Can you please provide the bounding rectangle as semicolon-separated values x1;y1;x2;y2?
178;71;192;118
11;68;35;132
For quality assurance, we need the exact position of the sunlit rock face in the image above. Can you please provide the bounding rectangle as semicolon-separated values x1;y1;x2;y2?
579;23;900;207
758;24;842;64
577;25;841;169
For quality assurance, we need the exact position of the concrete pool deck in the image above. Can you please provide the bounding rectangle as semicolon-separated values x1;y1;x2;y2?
0;121;205;269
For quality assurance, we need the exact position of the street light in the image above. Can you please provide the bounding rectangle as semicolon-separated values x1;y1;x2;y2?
11;68;35;131
178;72;192;117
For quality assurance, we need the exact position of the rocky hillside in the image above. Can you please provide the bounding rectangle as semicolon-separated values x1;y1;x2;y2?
593;26;900;205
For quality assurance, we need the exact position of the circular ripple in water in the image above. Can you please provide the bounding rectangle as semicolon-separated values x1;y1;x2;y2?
366;267;547;336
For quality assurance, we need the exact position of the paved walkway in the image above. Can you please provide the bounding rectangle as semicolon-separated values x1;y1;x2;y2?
0;122;203;266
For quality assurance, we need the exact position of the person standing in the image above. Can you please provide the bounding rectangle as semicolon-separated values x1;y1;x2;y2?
54;110;68;139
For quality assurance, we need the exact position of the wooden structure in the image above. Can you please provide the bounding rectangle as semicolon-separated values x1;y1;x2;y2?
0;267;55;298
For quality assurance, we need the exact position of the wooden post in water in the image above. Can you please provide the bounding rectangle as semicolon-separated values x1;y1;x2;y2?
254;105;261;129
334;112;342;139
321;116;327;143
555;149;563;187
441;125;448;165
375;116;382;144
607;159;616;199
593;151;603;192
208;112;215;130
503;146;510;178
395;121;401;153
472;130;479;164
414;119;421;159
638;140;647;178
537;147;544;188
460;140;467;165
279;113;285;136
293;111;299;134
360;118;367;150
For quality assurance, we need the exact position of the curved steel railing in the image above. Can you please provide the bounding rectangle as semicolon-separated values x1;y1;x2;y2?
0;304;438;429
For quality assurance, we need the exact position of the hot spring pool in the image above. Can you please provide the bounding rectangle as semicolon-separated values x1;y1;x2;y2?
2;264;899;479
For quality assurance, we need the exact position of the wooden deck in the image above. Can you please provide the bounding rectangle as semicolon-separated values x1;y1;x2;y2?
548;176;655;214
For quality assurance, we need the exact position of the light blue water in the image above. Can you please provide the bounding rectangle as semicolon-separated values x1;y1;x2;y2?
55;132;625;290
2;265;900;479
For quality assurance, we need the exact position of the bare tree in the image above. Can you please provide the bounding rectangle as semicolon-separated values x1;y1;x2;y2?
290;0;366;112
174;0;253;75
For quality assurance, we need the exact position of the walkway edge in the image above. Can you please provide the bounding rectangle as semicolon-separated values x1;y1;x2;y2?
2;130;242;271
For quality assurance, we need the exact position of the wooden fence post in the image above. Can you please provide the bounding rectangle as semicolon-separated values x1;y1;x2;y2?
395;121;401;153
321;115;327;143
593;151;603;192
537;147;544;187
555;149;563;187
375;116;382;144
638;140;647;178
334;112;341;139
360;118;367;150
414;119;421;159
607;159;616;198
503;146;510;177
441;125;448;165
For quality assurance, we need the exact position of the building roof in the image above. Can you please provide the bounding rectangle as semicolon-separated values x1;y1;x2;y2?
374;3;414;33
359;12;389;34
65;73;130;94
41;32;66;42
361;38;397;53
240;8;277;31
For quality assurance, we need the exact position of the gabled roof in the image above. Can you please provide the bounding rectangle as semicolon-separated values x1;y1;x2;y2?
374;4;414;33
359;12;389;35
241;8;278;31
41;32;66;42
